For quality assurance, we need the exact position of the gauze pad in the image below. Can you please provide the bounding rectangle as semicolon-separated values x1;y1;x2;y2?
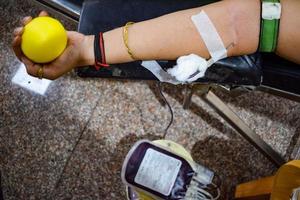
167;54;208;83
167;11;229;83
141;11;229;84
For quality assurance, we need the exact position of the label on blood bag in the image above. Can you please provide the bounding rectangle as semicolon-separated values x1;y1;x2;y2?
134;148;182;196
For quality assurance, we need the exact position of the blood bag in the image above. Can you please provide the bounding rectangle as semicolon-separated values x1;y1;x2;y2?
122;140;220;200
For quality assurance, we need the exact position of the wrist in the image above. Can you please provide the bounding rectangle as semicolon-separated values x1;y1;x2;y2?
79;35;95;66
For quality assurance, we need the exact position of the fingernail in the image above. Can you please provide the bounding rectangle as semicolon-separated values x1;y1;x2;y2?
22;16;31;23
14;27;23;34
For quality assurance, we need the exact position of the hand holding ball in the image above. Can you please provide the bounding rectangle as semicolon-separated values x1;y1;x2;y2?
21;16;67;63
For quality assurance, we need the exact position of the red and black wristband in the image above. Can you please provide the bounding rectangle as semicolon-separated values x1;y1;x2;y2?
94;32;109;70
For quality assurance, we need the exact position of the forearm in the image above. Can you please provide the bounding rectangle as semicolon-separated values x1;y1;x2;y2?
15;0;300;81
276;0;300;64
83;0;261;65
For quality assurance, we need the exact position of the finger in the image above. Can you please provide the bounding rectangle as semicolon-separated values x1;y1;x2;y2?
21;57;35;75
21;57;57;80
12;36;23;61
41;65;59;80
39;11;49;17
21;16;32;26
21;57;42;78
13;27;24;37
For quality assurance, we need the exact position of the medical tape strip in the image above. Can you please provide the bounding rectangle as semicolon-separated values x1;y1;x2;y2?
141;61;182;85
191;11;227;62
140;11;227;84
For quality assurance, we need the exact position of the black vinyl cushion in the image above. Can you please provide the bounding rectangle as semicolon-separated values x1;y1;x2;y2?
261;54;300;95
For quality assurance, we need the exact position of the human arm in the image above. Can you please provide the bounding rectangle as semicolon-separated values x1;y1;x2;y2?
12;11;91;80
12;0;300;80
84;0;261;64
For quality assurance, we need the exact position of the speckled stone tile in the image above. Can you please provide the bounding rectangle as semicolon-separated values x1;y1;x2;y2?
0;0;109;199
1;0;300;200
50;82;291;199
52;85;160;200
212;89;300;158
288;114;300;159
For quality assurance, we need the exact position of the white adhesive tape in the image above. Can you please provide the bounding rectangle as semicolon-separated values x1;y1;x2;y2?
262;2;281;20
141;61;182;85
141;11;229;84
191;11;227;62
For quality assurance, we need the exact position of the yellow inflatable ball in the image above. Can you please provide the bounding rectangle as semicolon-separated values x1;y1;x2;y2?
21;16;67;63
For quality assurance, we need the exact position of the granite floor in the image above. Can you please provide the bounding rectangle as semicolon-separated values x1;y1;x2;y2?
1;0;300;200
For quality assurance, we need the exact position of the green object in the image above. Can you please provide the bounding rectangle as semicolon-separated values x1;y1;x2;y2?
259;0;281;52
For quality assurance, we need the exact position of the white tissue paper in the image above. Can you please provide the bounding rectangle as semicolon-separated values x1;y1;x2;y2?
167;54;208;82
12;63;52;95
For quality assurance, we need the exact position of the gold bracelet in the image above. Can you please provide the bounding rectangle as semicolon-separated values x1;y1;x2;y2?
123;22;137;60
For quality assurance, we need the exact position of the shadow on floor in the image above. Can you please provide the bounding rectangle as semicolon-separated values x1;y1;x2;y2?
146;82;278;199
147;82;241;139
147;82;300;160
52;133;161;200
191;136;276;200
0;172;3;200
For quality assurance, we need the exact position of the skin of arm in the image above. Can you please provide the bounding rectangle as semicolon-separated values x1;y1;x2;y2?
276;0;300;64
13;0;300;80
83;0;261;65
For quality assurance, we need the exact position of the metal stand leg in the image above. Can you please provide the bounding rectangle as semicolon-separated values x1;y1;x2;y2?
182;86;285;167
183;85;194;110
203;90;285;167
